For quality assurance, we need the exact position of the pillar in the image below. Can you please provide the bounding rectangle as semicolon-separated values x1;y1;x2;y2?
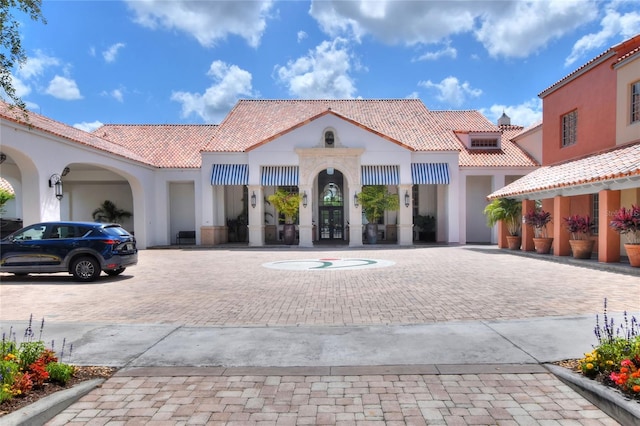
298;185;313;247
553;195;571;256
521;199;536;252
397;184;413;246
247;185;265;247
598;189;621;263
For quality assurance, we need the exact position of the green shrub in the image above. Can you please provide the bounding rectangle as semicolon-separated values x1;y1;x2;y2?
18;341;45;370
46;362;75;385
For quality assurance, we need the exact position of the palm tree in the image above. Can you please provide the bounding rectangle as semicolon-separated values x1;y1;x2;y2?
483;198;521;236
92;200;132;223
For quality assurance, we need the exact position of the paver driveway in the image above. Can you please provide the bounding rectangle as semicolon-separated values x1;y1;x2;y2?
1;245;638;425
1;245;637;326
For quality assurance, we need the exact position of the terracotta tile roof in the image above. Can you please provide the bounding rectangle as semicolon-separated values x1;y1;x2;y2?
95;124;217;168
431;111;539;168
204;99;463;152
488;141;640;199
0;102;151;165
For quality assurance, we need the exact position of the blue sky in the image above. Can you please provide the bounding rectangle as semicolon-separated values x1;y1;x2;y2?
7;0;640;131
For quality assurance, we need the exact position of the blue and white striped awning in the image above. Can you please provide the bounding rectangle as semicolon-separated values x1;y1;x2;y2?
261;166;299;186
361;165;399;185
411;163;450;185
211;164;248;185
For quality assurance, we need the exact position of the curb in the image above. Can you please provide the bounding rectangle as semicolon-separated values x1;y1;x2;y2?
0;378;104;426
545;364;640;425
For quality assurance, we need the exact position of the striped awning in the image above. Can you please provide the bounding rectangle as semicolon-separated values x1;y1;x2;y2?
361;165;399;185
261;166;299;186
411;163;450;185
211;164;248;185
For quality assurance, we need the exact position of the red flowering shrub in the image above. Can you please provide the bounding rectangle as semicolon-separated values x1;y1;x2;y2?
27;360;49;387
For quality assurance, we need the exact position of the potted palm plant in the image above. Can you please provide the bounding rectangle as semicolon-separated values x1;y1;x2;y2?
357;185;399;244
483;198;522;250
267;189;302;245
563;214;595;259
609;204;640;267
92;200;132;223
523;209;553;254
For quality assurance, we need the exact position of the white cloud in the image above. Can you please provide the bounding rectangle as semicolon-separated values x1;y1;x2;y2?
102;88;124;102
414;43;457;62
74;120;104;132
475;0;598;58
310;0;601;59
565;5;640;66
419;76;481;107
275;38;357;99
45;75;82;100
171;60;254;123
297;31;308;43
482;98;543;128
18;50;60;80
310;0;477;45
103;43;126;63
126;0;274;48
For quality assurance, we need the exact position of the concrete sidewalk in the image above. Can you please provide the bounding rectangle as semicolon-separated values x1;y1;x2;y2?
0;315;603;368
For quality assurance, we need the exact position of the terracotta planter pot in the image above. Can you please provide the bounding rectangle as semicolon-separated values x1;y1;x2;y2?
506;235;521;250
569;239;595;259
532;237;553;254
624;243;640;267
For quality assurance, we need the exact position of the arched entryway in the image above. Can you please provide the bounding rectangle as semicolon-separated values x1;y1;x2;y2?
317;169;345;242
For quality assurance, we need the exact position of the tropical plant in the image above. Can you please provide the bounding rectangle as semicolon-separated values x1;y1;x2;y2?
92;200;132;223
523;209;552;238
267;189;301;224
0;188;15;216
483;198;521;236
609;204;640;244
357;185;399;224
563;214;595;240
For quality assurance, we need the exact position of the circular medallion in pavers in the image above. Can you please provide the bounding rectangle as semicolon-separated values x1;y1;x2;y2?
262;258;395;271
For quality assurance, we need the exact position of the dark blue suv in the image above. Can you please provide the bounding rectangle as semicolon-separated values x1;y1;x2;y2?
0;221;138;282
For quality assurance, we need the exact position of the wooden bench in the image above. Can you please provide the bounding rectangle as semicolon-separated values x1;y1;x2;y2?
176;230;196;245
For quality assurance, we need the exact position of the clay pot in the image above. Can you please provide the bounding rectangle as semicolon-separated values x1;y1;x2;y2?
533;237;553;254
569;239;595;259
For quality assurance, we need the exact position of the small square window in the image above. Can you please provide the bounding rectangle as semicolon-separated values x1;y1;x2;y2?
562;110;577;147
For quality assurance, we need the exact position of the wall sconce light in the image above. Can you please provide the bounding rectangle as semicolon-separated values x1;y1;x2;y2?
250;191;257;208
61;166;71;177
404;190;410;208
302;191;308;208
49;174;63;200
0;153;6;164
354;192;359;207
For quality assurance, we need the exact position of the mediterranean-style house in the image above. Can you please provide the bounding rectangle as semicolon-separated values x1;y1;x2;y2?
0;98;538;249
489;34;640;265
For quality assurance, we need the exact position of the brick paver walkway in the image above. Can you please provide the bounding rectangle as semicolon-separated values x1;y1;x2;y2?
48;370;618;425
1;246;637;326
2;246;637;424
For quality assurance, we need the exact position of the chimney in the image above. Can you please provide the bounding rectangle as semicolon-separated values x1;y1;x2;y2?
498;112;511;126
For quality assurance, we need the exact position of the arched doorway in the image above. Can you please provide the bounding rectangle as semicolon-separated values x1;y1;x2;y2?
318;169;344;241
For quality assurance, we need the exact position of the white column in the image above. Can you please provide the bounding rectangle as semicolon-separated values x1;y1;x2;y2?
397;184;413;246
298;185;313;247
349;184;363;247
490;174;506;244
248;185;265;247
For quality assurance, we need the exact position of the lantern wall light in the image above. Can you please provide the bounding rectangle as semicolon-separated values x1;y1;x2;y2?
49;174;63;200
302;191;308;208
404;190;410;208
250;191;257;208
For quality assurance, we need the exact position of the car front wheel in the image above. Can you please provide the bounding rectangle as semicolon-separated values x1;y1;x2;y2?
71;256;101;282
106;267;126;276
